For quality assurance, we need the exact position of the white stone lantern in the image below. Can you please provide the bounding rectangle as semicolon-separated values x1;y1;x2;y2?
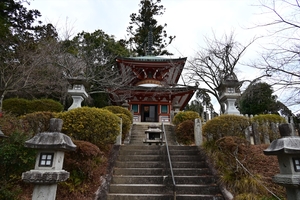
216;73;241;115
67;77;88;110
22;118;76;200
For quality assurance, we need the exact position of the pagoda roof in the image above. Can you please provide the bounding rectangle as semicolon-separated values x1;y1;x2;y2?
116;56;187;86
117;56;187;63
109;85;197;110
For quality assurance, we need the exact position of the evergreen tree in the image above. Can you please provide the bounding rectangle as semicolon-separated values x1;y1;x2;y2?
126;0;175;56
239;82;278;115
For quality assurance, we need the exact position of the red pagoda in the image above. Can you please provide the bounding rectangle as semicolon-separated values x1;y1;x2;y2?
109;27;196;122
111;55;196;122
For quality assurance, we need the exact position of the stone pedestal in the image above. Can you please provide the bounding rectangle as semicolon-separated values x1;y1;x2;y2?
224;99;240;115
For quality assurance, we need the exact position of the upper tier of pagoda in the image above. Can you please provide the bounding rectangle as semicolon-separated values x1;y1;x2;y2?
116;56;187;87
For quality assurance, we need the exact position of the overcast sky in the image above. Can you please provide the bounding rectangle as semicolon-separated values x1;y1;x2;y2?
28;0;267;56
27;0;297;113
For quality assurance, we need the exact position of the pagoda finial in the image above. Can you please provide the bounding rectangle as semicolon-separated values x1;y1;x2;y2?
146;26;153;56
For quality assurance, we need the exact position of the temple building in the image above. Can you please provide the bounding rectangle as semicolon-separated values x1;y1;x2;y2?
110;55;197;122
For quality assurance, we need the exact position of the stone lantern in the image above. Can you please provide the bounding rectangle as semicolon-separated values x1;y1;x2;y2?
67;76;88;110
22;118;76;200
143;124;164;145
264;124;300;200
216;73;241;115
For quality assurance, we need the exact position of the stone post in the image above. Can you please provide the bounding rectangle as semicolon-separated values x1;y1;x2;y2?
252;122;261;145
22;118;76;200
264;123;300;200
115;118;122;145
262;121;270;144
194;118;202;146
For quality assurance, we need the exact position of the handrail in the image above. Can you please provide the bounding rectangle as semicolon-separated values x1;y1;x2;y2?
162;122;176;200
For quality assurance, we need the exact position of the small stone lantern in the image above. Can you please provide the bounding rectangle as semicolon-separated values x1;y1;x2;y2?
143;124;164;145
67;76;88;110
22;118;76;200
264;123;300;200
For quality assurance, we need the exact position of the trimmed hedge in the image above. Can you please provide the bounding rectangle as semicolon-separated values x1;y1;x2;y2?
173;111;200;125
21;112;56;135
3;98;63;116
103;106;133;123
175;120;195;145
202;115;250;141
55;107;120;149
251;114;286;124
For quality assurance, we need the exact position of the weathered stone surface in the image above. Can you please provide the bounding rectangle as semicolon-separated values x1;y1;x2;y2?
273;174;300;186
24;132;76;151
22;170;69;184
264;136;300;155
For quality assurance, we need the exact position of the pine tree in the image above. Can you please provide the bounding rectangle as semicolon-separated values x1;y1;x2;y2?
126;0;175;56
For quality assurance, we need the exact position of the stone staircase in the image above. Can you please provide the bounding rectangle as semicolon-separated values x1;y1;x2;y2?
106;123;224;200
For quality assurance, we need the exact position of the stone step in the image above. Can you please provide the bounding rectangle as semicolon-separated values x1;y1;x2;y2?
114;160;206;168
113;167;211;176
111;175;216;185
119;149;163;155
111;175;165;184
114;161;163;168
169;150;200;156
113;168;164;176
171;168;211;176
116;154;204;162
107;193;224;200
117;155;163;162
106;193;172;200
106;124;224;200
108;184;220;195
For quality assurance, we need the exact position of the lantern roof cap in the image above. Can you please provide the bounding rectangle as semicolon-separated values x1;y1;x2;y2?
264;136;300;155
25;132;76;151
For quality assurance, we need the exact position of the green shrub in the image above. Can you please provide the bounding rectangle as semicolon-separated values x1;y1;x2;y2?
0;113;25;137
3;98;63;116
55;107;120;149
173;111;200;125
202;115;250;141
175;120;194;145
27;99;63;113
251;114;286;124
61;140;105;194
116;113;131;141
21;112;56;135
0;131;36;200
103;106;133;123
3;98;28;116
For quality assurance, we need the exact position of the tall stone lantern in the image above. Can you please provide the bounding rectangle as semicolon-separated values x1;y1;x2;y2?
216;73;241;115
22;118;76;200
67;76;88;110
264;124;300;200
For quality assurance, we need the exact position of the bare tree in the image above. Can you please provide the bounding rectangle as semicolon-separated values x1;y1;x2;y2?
252;0;300;111
185;32;255;113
